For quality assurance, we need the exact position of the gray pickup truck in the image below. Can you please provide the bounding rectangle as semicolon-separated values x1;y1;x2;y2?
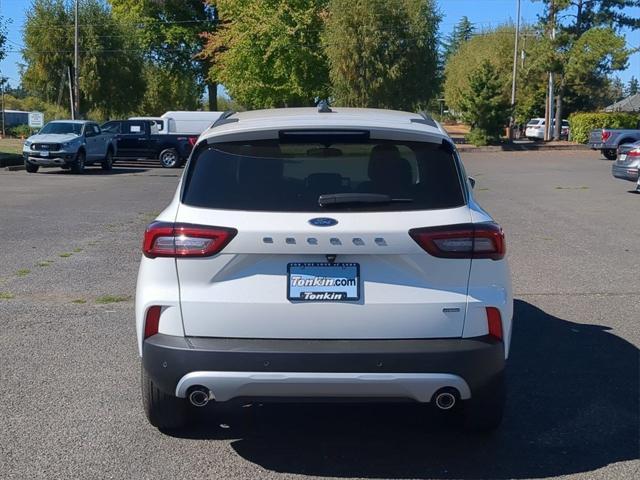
23;120;116;174
588;127;640;160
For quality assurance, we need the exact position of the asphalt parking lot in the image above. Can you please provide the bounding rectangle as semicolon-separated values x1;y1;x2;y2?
0;151;638;480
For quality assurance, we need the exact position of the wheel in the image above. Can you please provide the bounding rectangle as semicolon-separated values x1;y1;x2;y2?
71;150;86;174
24;160;39;173
602;149;617;160
141;365;190;430
460;372;505;432
101;149;113;171
159;148;179;168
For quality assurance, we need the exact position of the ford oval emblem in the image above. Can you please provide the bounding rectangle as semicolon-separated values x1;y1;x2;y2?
309;217;338;227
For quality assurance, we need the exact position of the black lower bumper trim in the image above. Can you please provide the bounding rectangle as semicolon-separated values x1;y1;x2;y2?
143;334;505;397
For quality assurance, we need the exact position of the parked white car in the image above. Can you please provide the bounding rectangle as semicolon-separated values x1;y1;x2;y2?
136;107;513;432
525;118;569;140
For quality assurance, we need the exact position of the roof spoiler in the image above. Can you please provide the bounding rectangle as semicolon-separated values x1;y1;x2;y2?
210;110;239;129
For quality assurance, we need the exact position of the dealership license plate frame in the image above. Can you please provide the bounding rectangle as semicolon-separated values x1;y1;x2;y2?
287;262;360;302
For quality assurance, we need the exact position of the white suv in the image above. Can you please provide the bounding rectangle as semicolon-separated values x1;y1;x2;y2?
136;107;513;432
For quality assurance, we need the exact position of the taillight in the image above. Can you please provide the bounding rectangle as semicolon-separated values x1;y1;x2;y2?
188;136;198;147
144;306;161;339
601;130;611;142
628;149;640;157
143;222;237;258
486;307;503;341
409;223;505;260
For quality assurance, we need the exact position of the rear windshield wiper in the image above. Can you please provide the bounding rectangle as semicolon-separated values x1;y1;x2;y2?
318;193;413;207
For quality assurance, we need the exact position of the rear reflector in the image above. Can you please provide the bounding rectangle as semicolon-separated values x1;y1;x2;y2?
486;307;503;341
409;223;505;260
144;306;161;339
143;222;237;258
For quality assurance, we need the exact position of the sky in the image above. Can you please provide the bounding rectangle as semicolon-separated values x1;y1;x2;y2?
0;0;639;91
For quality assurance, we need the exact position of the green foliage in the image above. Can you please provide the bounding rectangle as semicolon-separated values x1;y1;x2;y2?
459;60;511;146
444;26;527;119
9;125;32;138
443;16;474;61
324;0;441;110
207;0;329;109
628;77;639;96
22;0;145;118
0;14;7;64
109;0;215;109
139;64;202;116
538;0;640;36
568;112;640;143
2;94;68;123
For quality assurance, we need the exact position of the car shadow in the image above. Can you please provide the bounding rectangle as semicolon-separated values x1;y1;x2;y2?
40;167;149;175
166;299;639;479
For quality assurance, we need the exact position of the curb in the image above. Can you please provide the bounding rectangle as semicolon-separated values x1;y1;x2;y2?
5;165;25;171
456;144;589;153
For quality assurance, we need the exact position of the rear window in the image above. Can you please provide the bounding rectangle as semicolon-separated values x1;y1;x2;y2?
182;138;465;212
527;119;541;126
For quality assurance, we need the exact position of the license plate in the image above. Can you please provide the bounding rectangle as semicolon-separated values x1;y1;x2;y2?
619;154;627;162
287;262;360;302
40;151;49;157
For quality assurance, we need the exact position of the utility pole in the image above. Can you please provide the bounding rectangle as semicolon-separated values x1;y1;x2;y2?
509;0;521;140
68;66;75;120
74;0;80;119
544;0;555;141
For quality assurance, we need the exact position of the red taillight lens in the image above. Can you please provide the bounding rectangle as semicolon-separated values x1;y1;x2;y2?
628;149;640;157
144;306;161;339
143;222;237;258
601;130;611;142
409;223;505;260
188;136;198;147
486;307;503;341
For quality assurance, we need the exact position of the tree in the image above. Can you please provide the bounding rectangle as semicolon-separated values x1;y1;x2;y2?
204;0;329;109
324;0;441;110
21;0;145;118
444;25;540;122
0;15;7;64
443;16;474;60
459;60;511;145
109;0;219;111
538;0;640;37
628;76;639;96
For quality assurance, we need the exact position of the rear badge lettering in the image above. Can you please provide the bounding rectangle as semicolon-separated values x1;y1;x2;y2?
309;217;338;227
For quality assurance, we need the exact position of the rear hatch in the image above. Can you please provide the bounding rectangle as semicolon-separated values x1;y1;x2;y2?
174;134;473;339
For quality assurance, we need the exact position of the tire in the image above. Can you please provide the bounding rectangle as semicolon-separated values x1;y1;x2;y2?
602;149;617;160
25;160;39;173
71;150;86;174
460;372;505;433
101;148;113;171
159;148;180;168
141;365;190;430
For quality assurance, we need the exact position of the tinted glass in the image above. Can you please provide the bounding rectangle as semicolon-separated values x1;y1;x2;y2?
123;121;145;134
39;122;82;135
182;139;465;212
527;120;541;126
101;121;121;134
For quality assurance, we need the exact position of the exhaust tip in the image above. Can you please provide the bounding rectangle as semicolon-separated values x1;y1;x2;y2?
188;386;211;407
433;388;458;410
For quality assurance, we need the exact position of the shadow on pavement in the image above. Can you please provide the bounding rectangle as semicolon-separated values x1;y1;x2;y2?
40;167;149;175
168;299;639;479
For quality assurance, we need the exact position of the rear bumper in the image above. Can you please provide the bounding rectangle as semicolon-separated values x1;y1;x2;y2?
612;164;640;182
142;334;505;402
